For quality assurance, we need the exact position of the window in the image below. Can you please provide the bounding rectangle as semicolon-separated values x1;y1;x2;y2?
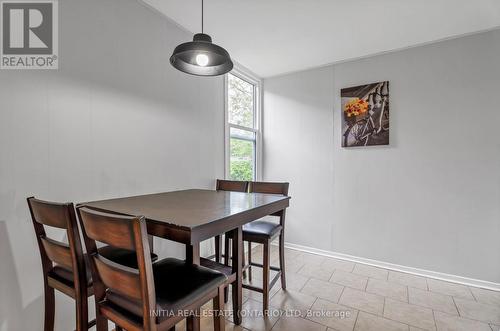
225;71;261;181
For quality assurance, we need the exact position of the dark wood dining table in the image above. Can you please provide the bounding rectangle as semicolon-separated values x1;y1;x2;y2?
80;188;290;326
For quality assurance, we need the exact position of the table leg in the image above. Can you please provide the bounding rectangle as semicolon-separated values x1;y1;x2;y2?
231;226;243;325
184;243;201;331
186;243;200;265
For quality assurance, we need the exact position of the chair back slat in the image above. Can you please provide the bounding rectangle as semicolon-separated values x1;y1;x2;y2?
78;208;136;251
94;255;142;300
249;181;289;196
29;198;71;229
41;237;73;270
216;179;249;192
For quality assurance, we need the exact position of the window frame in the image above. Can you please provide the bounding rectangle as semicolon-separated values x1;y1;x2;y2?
224;67;262;181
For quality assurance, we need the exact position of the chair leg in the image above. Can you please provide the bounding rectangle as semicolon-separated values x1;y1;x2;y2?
279;232;286;290
247;241;252;282
242;240;247;279
224;286;229;304
262;241;270;312
213;286;225;331
75;295;88;331
43;284;55;331
223;234;230;303
187;310;201;331
224;235;230;267
215;235;222;263
115;326;123;331
168;327;175;331
95;309;108;331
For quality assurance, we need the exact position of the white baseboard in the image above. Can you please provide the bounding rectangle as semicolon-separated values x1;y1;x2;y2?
278;241;500;292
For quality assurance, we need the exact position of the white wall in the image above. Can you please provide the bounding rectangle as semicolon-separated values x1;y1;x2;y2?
263;29;500;284
0;0;224;330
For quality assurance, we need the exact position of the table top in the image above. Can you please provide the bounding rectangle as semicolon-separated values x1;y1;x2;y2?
81;189;290;233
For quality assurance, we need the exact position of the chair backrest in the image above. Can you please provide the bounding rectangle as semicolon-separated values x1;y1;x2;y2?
216;179;249;192
249;182;289;222
249;181;289;196
76;207;155;329
27;197;87;293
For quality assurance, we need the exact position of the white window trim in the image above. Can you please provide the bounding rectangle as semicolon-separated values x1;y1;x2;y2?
224;66;263;181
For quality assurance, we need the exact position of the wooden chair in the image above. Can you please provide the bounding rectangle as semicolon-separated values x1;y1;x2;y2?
225;182;289;311
205;180;249;303
77;206;227;331
213;179;249;264
27;197;157;331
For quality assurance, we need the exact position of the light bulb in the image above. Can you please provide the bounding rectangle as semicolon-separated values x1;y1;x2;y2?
195;53;209;67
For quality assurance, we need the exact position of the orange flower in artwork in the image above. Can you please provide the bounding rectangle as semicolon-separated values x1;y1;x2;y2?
344;98;369;118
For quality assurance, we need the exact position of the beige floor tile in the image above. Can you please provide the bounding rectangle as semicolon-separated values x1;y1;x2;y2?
426;279;474;300
388;271;427;290
366;278;408;302
339;287;384;316
200;316;249;331
298;263;335;281
330;270;368;290
301;278;344;303
491;323;500;331
271;316;327;331
409;328;426;331
284;247;303;258
280;258;306;274
408;287;458;315
245;267;276;281
454;297;500;324
283;272;309;291
306;298;359;331
470;287;500;307
321;258;356;273
270;249;302;267
354;311;409;331
251;245;280;263
228;298;280;331
383;298;436;331
353;264;389;281
270;289;317;316
296;252;326;266
243;283;279;304
434;311;492;331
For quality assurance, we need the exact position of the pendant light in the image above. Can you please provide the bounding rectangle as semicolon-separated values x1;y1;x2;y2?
170;0;233;76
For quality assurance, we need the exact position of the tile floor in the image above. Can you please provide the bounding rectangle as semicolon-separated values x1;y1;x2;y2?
174;246;500;331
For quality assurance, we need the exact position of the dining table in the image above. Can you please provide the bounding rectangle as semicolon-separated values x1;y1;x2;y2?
79;188;290;327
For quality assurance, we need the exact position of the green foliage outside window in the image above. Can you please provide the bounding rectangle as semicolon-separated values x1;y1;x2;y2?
229;138;253;181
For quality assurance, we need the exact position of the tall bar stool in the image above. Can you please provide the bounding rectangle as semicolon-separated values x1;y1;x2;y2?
225;181;289;311
77;206;227;331
27;197;158;331
206;180;249;303
213;179;249;264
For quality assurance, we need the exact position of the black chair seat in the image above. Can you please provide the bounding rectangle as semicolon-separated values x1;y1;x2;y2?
48;247;158;287
106;258;227;322
227;220;282;239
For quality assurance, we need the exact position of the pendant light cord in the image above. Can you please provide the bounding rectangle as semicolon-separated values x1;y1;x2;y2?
201;0;204;33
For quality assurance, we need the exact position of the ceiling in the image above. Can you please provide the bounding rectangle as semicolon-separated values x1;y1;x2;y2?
143;0;500;78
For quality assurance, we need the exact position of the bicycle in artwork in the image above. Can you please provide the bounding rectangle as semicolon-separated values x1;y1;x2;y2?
342;81;389;147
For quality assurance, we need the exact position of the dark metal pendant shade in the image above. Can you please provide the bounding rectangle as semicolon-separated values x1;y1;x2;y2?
170;33;233;76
